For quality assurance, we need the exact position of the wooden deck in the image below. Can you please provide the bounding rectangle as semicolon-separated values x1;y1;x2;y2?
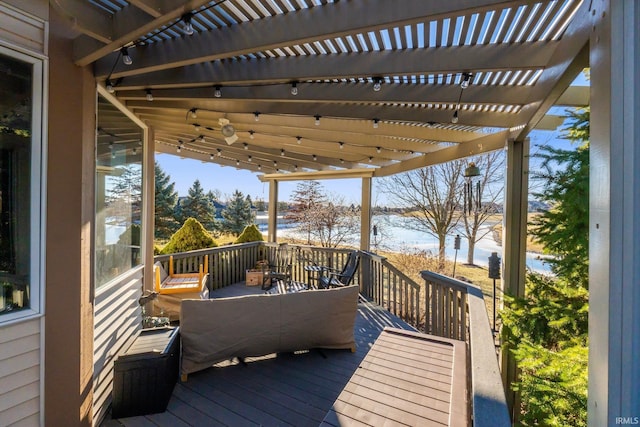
102;282;417;426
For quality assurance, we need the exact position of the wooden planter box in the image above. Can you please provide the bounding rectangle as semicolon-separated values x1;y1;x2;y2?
246;269;266;286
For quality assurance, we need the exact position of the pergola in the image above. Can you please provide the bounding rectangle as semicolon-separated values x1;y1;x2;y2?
49;1;640;425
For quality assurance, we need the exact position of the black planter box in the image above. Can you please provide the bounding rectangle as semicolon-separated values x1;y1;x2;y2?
111;326;180;419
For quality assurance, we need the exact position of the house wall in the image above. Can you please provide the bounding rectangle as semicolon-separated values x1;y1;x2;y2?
0;2;46;426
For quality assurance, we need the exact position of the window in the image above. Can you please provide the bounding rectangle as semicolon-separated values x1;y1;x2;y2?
0;46;44;320
95;96;144;288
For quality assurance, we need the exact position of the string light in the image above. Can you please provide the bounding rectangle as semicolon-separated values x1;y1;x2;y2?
294;165;298;171
296;136;302;144
106;79;115;93
249;130;255;139
376;147;381;153
312;154;317;161
243;143;249;150
368;157;373;163
452;110;459;124
198;135;205;143
248;155;252;162
214;86;222;98
373;77;382;92
189;108;198;119
121;47;132;65
461;73;472;89
210;153;214;160
145;89;153;101
182;13;194;35
254;112;260;121
373;118;379;128
258;164;262;170
314;115;321;126
339;142;344;149
236;159;240;166
280;149;285;156
217;148;222;156
290;82;298;96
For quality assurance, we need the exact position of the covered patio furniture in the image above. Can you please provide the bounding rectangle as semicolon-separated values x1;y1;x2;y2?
319;251;360;289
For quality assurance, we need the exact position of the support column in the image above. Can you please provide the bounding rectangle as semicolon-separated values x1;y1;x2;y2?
268;180;278;242
360;177;372;251
589;1;640;425
500;137;529;419
143;129;155;291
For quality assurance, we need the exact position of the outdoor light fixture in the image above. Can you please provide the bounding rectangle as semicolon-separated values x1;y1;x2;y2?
296;136;302;144
248;155;252;162
461;73;472;89
452;110;459;123
373;118;379;128
249;130;255;139
290;82;298;96
121;47;132;65
182;13;194;35
214;86;222;98
273;161;278;167
106;79;115;93
368;157;373;163
373;77;382;92
376;147;381;153
210;153;214;160
217;148;222;156
339;142;344;149
145;89;153;101
189;108;198;119
314;115;321;126
198;135;205;143
254;112;260;121
312;154;317;161
236;159;240;166
243;143;249;150
281;149;285;156
258;164;262;170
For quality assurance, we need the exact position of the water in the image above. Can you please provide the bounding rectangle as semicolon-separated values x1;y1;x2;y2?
276;214;552;274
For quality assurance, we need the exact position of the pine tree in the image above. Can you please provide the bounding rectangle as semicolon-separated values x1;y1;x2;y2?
221;190;254;236
178;179;216;230
500;107;589;426
154;162;179;239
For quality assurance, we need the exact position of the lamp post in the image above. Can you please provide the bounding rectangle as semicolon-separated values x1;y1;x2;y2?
488;252;501;334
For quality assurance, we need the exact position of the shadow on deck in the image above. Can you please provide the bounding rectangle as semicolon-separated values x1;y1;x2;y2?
103;282;415;426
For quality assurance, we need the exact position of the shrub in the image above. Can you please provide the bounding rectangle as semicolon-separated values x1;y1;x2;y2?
160;217;217;254
234;224;264;244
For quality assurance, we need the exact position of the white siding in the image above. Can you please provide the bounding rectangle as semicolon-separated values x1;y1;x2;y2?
0;319;41;426
93;268;143;425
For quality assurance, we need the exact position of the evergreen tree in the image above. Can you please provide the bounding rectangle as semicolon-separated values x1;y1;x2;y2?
221;190;254;236
154;162;179;239
178;179;216;230
501;107;589;426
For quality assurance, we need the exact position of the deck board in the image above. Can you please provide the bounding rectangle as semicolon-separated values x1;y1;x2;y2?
103;282;418;426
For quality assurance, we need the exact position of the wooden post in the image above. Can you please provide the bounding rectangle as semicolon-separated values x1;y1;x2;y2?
501;137;529;420
589;2;640;424
360;176;372;251
268;179;279;242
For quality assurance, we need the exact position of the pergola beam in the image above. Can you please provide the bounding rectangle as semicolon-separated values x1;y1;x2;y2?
111;42;557;88
95;0;542;78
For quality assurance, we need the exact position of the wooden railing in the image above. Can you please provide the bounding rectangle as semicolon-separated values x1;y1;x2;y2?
421;270;510;427
154;242;263;290
359;251;422;327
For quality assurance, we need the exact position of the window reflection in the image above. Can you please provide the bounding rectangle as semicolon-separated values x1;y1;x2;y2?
0;52;32;314
95;97;143;288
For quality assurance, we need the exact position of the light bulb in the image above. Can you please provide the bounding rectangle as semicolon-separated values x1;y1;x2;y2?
182;13;194;35
291;82;298;96
177;146;181;153
145;89;153;101
248;155;252;162
281;149;285;156
312;154;317;161
258;164;262;170
339;142;344;149
368;157;373;163
314;115;321;126
210;153;214;160
452;110;459;124
214;86;222;98
121;47;132;65
106;79;115;93
243;143;249;150
236;159;240;166
254;112;260;121
461;73;471;89
189;108;197;119
376;147;381;153
249;131;254;139
296;136;302;144
373;118;379;129
373;78;382;92
217;148;222;156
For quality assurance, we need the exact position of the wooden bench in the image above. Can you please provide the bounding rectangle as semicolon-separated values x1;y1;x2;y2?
320;327;469;427
151;256;209;321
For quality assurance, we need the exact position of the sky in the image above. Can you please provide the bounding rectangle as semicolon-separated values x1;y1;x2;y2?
156;74;589;206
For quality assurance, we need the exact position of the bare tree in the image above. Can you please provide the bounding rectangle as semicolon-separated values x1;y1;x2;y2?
285;180;326;244
459;151;505;265
310;196;359;248
379;161;465;269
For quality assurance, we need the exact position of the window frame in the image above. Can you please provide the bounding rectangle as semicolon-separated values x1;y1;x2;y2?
0;43;46;324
